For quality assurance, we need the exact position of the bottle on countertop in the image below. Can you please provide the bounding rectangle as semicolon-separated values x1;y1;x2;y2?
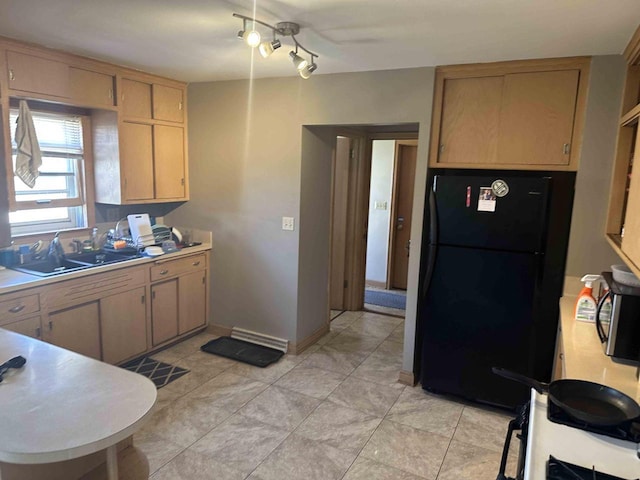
575;274;600;322
90;227;99;251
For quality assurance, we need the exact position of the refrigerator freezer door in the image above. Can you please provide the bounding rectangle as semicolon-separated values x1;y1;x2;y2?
433;175;549;252
420;244;539;408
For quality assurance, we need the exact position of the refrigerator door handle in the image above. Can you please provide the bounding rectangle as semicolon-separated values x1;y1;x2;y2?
421;189;438;299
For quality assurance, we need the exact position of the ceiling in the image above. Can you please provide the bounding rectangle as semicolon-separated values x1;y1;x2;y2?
1;0;639;83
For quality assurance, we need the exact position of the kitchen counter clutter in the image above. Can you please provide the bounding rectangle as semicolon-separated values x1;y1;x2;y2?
558;296;640;402
0;328;156;479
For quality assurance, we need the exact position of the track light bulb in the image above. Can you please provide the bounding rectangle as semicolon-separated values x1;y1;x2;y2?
243;30;261;47
259;39;281;58
289;51;308;71
299;63;318;79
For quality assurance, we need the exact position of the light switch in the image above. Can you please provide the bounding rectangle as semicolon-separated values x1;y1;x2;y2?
374;201;388;210
282;216;295;231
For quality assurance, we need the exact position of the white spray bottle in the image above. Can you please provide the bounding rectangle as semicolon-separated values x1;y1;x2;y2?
575;274;600;322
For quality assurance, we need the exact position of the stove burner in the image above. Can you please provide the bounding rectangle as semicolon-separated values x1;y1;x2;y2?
547;400;640;443
547;456;638;480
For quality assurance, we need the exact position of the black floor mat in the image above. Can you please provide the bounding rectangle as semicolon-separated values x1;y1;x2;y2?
201;337;284;368
121;357;189;388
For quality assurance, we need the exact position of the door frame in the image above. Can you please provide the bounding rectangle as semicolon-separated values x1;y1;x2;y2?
328;129;420;313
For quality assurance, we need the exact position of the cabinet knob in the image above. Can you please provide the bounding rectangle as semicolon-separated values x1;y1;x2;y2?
9;69;15;81
9;305;25;314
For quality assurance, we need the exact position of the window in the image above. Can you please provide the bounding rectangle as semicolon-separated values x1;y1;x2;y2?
9;108;91;236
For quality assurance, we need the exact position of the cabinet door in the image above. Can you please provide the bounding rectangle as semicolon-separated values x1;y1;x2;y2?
151;280;178;346
153;84;184;123
7;51;69;98
2;315;42;339
121;78;152;119
438;76;503;164
70;67;114;106
178;271;206;334
497;70;579;165
101;287;147;364
47;302;101;359
120;122;154;201
154;125;186;199
621;129;640;266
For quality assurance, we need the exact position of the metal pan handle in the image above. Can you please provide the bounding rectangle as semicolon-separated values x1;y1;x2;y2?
491;367;549;394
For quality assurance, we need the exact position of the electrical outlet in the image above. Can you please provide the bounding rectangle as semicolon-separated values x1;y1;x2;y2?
374;201;388;210
282;216;295;231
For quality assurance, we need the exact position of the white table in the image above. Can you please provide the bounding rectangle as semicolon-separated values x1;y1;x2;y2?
0;329;156;480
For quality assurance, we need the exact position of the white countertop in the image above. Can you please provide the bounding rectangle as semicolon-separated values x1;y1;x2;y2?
0;242;211;295
559;296;640;403
524;390;640;479
0;329;157;464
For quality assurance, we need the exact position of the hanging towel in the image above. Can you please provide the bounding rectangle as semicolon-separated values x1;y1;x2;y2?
14;100;42;188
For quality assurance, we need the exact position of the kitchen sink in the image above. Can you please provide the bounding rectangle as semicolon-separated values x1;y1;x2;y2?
66;251;138;265
9;251;139;277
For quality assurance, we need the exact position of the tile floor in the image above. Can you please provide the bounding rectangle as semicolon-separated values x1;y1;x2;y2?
136;310;517;480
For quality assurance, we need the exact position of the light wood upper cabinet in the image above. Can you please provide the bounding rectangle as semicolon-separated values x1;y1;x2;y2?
498;70;579;166
120;122;154;201
70;67;115;107
605;24;640;278
430;57;590;170
6;50;70;98
153;84;184;123
121;78;152;119
439;76;502;164
101;287;147;364
154;124;186;199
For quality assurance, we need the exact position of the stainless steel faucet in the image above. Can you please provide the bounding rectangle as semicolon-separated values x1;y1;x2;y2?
48;232;66;266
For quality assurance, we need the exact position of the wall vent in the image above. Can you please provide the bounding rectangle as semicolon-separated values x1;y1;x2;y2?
231;327;289;353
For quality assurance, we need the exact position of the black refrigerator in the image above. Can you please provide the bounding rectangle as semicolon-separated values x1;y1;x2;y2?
417;169;575;409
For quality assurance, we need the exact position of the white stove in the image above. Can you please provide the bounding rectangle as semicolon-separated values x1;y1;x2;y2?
524;390;640;479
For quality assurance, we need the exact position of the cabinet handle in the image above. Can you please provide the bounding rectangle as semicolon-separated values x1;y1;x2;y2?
152;291;156;299
563;143;570;155
48;321;53;330
9;305;25;313
192;261;200;266
141;295;145;304
121;93;125;103
181;178;185;186
160;269;169;275
439;144;444;154
108;88;113;100
559;353;564;360
179;101;183;111
35;326;41;338
9;69;14;81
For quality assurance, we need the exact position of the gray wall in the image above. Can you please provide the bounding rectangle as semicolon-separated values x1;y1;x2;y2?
167;57;625;374
565;55;625;276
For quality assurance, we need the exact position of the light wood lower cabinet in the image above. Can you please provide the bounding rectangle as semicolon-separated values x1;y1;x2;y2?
179;270;207;334
2;315;42;339
151;280;179;346
46;302;102;360
101;287;148;364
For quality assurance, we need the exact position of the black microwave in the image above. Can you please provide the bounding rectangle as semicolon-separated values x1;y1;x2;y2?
596;272;640;361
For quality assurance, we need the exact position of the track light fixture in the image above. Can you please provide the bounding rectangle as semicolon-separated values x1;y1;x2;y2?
233;13;319;78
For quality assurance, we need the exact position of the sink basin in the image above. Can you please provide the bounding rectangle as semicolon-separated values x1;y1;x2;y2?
67;251;138;265
9;251;139;277
10;259;92;277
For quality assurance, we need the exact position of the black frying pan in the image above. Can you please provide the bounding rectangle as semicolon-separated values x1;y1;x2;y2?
492;367;640;427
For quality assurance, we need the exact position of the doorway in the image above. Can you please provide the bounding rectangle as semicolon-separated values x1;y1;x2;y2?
363;139;417;314
329;131;418;316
